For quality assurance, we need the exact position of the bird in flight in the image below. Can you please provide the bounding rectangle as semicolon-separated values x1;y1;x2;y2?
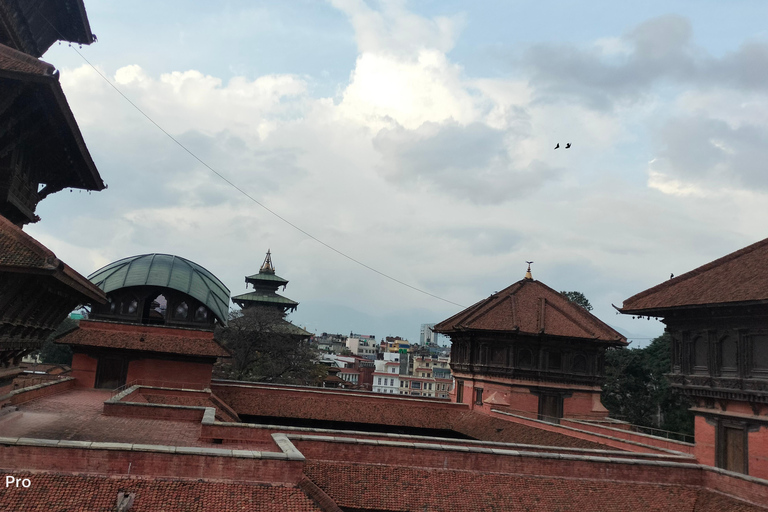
565;143;571;149
554;143;560;149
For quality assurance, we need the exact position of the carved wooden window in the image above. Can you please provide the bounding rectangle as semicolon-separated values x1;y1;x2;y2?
456;380;464;403
475;388;483;405
194;306;209;322
572;354;587;374
173;302;189;320
751;335;768;378
693;336;708;373
121;299;138;316
719;335;738;376
491;347;506;365
518;349;533;369
548;351;562;371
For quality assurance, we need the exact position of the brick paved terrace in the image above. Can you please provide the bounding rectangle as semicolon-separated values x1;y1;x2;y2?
0;388;273;450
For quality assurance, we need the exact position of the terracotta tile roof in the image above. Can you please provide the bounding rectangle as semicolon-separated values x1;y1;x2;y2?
0;216;106;302
56;320;229;357
0;43;55;77
621;237;768;313
0;472;323;512
435;278;625;343
303;462;765;512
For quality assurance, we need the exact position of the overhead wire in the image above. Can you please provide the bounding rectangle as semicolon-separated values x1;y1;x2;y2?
38;13;465;309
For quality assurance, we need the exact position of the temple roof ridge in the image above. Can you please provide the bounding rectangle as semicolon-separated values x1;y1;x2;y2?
620;236;768;313
434;277;625;344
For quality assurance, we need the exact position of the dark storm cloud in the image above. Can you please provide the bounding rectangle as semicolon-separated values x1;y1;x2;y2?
373;121;560;203
524;15;768;109
654;115;768;190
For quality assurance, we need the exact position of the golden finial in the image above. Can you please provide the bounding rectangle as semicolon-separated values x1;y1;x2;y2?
524;261;533;280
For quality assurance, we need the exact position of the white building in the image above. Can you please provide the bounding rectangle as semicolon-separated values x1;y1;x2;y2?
346;336;377;360
372;360;400;394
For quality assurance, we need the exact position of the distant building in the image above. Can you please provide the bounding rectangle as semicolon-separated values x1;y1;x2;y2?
346;335;377;360
373;360;400;394
420;323;442;346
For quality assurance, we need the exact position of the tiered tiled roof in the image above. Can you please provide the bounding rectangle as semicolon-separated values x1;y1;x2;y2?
0;215;105;302
435;277;625;343
621;236;768;313
56;320;229;357
0;43;55;76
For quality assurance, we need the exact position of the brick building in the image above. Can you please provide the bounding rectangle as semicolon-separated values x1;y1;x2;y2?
621;237;768;479
435;266;626;423
1;0;768;509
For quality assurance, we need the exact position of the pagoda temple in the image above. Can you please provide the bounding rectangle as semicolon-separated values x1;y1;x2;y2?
231;250;310;338
0;0;105;394
57;254;230;390
620;237;768;478
232;250;299;314
435;265;626;423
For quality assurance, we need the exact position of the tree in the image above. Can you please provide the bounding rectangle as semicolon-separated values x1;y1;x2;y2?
36;317;78;365
560;291;593;311
601;333;693;437
214;308;326;385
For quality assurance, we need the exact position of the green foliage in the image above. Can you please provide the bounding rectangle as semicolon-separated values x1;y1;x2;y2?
37;317;78;365
601;333;694;437
560;291;593;311
214;308;327;385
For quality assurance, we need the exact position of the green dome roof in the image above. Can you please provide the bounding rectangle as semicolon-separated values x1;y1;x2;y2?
87;254;230;325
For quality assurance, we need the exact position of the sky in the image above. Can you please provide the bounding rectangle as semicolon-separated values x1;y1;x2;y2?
27;0;768;346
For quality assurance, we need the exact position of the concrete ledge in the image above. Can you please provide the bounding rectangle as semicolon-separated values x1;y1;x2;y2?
203;418;692;460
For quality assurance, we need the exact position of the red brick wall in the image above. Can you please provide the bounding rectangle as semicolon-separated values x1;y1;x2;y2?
694;415;716;467
126;359;213;389
486;410;676;454
0;445;303;484
293;438;700;485
71;353;97;387
211;383;469;429
103;401;207;421
460;376;607;419
749;424;768;480
8;379;75;406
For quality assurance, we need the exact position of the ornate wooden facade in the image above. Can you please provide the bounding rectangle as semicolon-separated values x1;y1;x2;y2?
621;237;768;477
0;0;103;381
436;271;626;423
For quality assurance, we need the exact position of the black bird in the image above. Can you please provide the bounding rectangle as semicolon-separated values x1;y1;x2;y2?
554;143;560;149
670;273;674;279
565;143;571;149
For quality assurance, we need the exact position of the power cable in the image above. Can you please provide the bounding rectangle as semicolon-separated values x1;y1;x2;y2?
37;12;465;308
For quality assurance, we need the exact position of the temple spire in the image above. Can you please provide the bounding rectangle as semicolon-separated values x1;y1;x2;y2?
260;249;275;274
524;261;533;280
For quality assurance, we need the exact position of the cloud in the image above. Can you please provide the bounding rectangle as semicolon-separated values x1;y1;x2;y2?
330;0;463;56
523;15;768;109
650;115;768;191
373;121;561;203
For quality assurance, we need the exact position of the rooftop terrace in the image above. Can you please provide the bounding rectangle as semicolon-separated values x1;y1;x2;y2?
0;379;766;511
